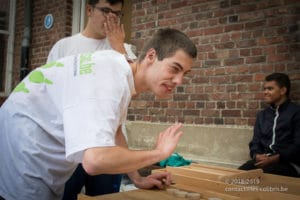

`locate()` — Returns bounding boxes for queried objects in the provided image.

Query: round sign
[44,14,54,29]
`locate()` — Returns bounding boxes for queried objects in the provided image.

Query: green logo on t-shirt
[13,70,53,93]
[41,61,64,69]
[29,71,53,84]
[79,53,95,75]
[13,82,29,93]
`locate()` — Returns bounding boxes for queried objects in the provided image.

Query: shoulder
[286,101,300,114]
[92,50,131,76]
[53,34,81,46]
[93,50,125,61]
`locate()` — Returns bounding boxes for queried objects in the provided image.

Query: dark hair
[87,0,124,7]
[265,72,291,97]
[138,28,197,62]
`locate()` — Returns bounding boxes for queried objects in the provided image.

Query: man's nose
[173,73,184,85]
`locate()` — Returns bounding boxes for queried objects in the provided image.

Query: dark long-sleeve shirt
[249,100,300,166]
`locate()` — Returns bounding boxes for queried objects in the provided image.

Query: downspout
[20,0,32,80]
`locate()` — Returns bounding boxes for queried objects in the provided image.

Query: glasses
[94,7,123,18]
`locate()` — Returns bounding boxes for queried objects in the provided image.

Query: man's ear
[86,5,93,17]
[145,48,157,64]
[280,86,287,96]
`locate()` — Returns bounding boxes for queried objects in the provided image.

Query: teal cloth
[159,153,191,167]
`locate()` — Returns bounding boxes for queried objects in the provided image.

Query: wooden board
[78,164,300,200]
[78,189,196,200]
[154,164,300,199]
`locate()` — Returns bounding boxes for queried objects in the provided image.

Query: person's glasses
[94,7,123,18]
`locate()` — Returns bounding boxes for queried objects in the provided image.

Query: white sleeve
[124,43,137,60]
[64,99,121,163]
[63,54,128,163]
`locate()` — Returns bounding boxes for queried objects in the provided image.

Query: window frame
[0,0,16,96]
[72,0,86,35]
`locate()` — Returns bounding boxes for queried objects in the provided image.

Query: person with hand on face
[239,73,300,178]
[47,0,136,64]
[47,0,136,198]
[0,28,197,200]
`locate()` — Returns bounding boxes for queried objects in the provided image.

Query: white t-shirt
[0,50,135,200]
[47,33,136,142]
[47,33,137,63]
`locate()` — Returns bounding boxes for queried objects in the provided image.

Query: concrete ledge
[125,121,253,168]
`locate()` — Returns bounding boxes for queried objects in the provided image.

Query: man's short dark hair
[138,28,197,62]
[87,0,124,7]
[265,72,291,97]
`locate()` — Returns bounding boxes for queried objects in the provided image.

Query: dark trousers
[239,159,300,178]
[63,164,122,200]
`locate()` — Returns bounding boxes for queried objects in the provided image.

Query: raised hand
[103,14,126,54]
[155,123,184,161]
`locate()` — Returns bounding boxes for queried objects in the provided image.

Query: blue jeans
[63,164,122,200]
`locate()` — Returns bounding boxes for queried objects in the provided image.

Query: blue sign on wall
[44,14,54,29]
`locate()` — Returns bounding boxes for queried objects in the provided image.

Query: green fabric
[159,152,191,167]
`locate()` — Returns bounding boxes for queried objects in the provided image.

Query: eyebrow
[264,86,274,90]
[173,62,191,74]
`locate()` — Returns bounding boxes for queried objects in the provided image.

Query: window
[72,0,86,35]
[0,0,15,96]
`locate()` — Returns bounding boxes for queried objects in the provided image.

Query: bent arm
[82,146,161,175]
[249,113,264,159]
[82,123,183,176]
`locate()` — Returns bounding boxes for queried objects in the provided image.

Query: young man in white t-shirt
[0,28,197,200]
[47,0,136,198]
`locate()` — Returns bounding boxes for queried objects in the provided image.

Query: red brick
[222,110,241,117]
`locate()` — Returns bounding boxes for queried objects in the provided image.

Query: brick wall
[128,0,300,126]
[2,0,300,127]
[12,0,72,88]
[0,0,72,104]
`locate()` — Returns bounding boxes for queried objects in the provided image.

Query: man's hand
[255,153,268,162]
[132,172,172,190]
[155,123,183,161]
[255,154,280,168]
[103,14,126,54]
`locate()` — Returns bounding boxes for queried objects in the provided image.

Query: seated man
[239,73,300,178]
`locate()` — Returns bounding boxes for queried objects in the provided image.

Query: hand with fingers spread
[155,123,184,161]
[104,14,126,54]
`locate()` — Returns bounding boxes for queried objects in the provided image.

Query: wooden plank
[153,166,237,181]
[155,165,300,197]
[78,189,197,200]
[166,166,223,180]
[190,163,242,173]
[218,169,263,183]
[259,173,300,196]
[170,172,300,200]
[172,184,248,200]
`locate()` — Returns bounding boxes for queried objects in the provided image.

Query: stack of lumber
[78,163,300,200]
[152,163,300,200]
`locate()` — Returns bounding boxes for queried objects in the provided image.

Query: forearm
[82,146,161,175]
[127,170,142,185]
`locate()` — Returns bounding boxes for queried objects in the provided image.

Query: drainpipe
[20,0,32,80]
